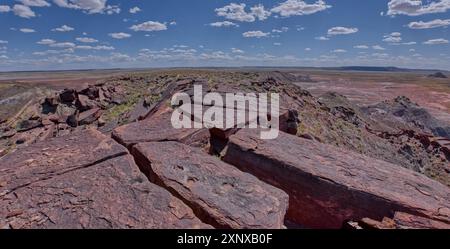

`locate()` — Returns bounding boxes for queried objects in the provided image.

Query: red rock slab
[132,141,289,229]
[393,212,450,229]
[0,130,209,229]
[0,128,128,193]
[0,154,209,229]
[112,111,209,149]
[223,129,450,228]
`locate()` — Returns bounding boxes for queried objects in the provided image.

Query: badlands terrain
[0,68,449,229]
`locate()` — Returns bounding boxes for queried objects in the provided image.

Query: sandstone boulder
[132,141,289,229]
[223,129,450,228]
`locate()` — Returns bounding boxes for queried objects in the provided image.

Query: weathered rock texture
[0,129,209,229]
[132,141,289,229]
[112,111,210,149]
[223,129,450,228]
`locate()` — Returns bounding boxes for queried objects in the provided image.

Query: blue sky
[0,0,449,71]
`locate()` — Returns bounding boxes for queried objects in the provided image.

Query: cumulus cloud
[215,3,270,22]
[383,32,402,43]
[250,4,271,21]
[408,19,450,29]
[231,48,244,53]
[50,42,76,48]
[52,25,74,32]
[130,21,167,32]
[13,4,36,18]
[109,32,131,39]
[0,5,11,12]
[354,45,369,49]
[20,28,36,33]
[76,37,98,43]
[129,6,141,14]
[272,27,289,33]
[372,45,386,50]
[332,49,347,53]
[76,45,114,50]
[242,30,270,38]
[423,38,449,45]
[315,36,330,41]
[53,0,120,14]
[209,21,239,27]
[37,39,56,44]
[19,0,51,7]
[387,0,450,16]
[271,0,331,17]
[327,26,358,35]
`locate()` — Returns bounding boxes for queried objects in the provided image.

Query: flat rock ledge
[0,129,210,229]
[132,141,289,229]
[223,129,450,228]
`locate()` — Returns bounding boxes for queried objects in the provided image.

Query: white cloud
[354,45,369,49]
[372,53,389,57]
[231,48,244,53]
[272,27,289,33]
[271,0,331,17]
[408,19,450,29]
[52,25,74,32]
[53,0,120,15]
[402,41,417,45]
[209,21,239,27]
[387,0,450,16]
[18,0,51,7]
[372,45,386,50]
[76,37,98,43]
[383,32,402,43]
[250,4,271,21]
[76,45,114,50]
[273,42,282,46]
[0,40,8,44]
[0,55,9,59]
[242,30,270,38]
[130,21,167,32]
[37,39,56,44]
[423,38,449,45]
[13,4,36,18]
[50,42,76,48]
[215,3,270,22]
[315,36,329,41]
[20,28,36,33]
[0,5,11,12]
[332,49,347,53]
[169,21,177,26]
[327,26,358,35]
[129,6,141,14]
[305,48,311,51]
[109,32,131,39]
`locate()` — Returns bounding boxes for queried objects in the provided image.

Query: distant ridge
[328,66,448,73]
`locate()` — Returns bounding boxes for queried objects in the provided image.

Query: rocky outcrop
[428,72,447,79]
[0,129,209,229]
[112,111,210,149]
[132,141,289,229]
[223,129,450,228]
[362,96,450,138]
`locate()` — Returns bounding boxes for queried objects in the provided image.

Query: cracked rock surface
[0,129,210,229]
